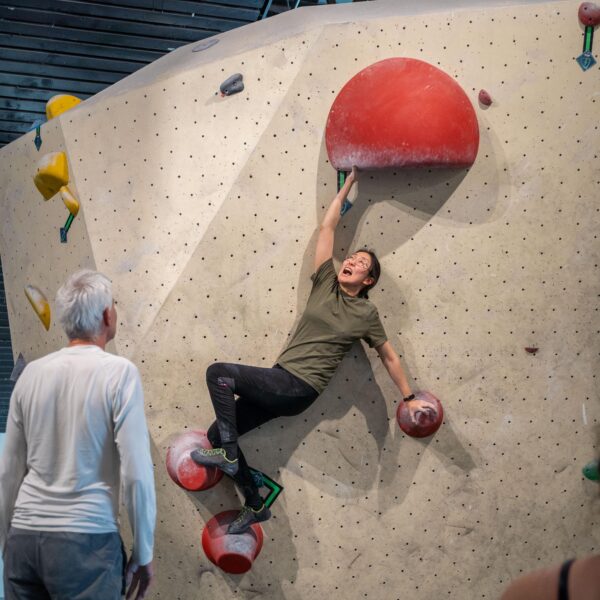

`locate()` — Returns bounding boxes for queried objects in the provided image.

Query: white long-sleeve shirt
[0,345,156,565]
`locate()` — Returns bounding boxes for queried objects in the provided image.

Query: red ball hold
[478,89,492,107]
[166,430,223,491]
[396,391,444,438]
[202,510,264,574]
[579,2,600,26]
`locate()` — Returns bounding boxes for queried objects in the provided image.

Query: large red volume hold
[325,58,479,171]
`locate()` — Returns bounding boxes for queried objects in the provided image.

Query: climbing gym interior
[0,0,599,598]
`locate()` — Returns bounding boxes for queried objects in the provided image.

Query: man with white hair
[0,270,156,600]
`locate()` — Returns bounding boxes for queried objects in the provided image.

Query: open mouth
[342,267,353,276]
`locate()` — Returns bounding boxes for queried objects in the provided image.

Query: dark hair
[356,248,380,299]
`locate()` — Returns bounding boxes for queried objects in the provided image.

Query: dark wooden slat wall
[0,0,339,148]
[0,257,15,433]
[0,0,266,148]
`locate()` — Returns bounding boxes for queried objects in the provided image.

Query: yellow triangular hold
[60,186,80,217]
[33,152,69,200]
[46,94,82,120]
[24,285,51,331]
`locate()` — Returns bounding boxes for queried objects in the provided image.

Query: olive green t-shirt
[276,258,387,393]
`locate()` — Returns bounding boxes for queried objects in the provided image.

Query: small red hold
[478,89,492,107]
[396,391,443,438]
[525,347,539,354]
[579,2,600,26]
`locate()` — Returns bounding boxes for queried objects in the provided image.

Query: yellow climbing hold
[24,285,51,331]
[60,186,80,217]
[46,94,81,120]
[34,152,69,200]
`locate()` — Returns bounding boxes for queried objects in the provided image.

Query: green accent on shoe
[190,447,239,476]
[200,447,236,461]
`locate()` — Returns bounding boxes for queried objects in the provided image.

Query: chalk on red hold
[220,73,244,96]
[478,89,493,107]
[396,391,444,438]
[579,2,600,26]
[166,430,223,491]
[202,510,264,574]
[325,58,479,171]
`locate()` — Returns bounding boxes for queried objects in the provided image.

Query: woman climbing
[192,167,435,534]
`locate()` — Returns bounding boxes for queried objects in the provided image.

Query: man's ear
[102,307,111,327]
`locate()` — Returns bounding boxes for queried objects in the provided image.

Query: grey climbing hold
[28,118,44,132]
[10,353,27,382]
[220,73,244,97]
[193,38,219,52]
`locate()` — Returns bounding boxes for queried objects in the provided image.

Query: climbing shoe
[190,447,239,477]
[227,503,271,535]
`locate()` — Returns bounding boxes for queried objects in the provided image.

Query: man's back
[11,345,143,534]
[0,269,155,600]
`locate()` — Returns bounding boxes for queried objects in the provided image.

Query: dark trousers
[205,362,318,508]
[3,528,125,600]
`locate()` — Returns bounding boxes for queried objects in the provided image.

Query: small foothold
[24,285,51,331]
[582,460,599,481]
[10,353,27,382]
[193,38,219,52]
[478,89,492,106]
[525,347,539,354]
[579,2,600,26]
[28,118,44,132]
[220,73,244,97]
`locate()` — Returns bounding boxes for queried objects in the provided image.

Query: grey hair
[55,270,113,340]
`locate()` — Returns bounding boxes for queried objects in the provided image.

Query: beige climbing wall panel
[0,120,95,361]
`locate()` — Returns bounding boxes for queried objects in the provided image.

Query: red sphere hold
[579,2,600,26]
[202,510,264,574]
[396,391,444,438]
[325,57,479,171]
[166,430,223,491]
[478,89,493,107]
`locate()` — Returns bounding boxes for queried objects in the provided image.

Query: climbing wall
[0,0,599,598]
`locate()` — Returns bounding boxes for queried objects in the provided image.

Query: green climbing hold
[582,460,599,481]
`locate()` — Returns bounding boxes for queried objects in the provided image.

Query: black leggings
[205,362,318,508]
